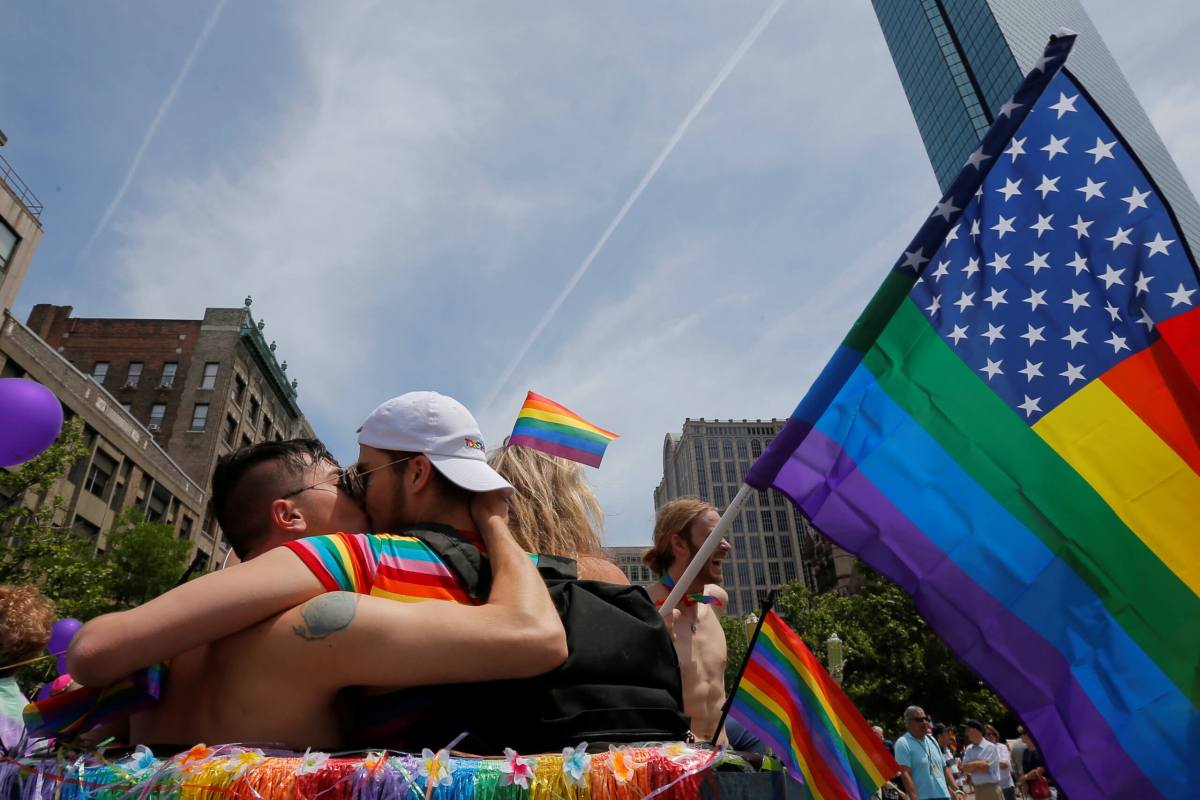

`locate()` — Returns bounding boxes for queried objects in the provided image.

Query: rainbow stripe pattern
[509,391,618,467]
[23,664,164,739]
[729,611,898,797]
[746,35,1198,800]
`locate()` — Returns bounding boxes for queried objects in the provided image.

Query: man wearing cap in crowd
[960,719,1003,800]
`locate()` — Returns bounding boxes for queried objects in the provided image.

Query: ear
[408,454,436,494]
[269,498,307,535]
[669,531,690,558]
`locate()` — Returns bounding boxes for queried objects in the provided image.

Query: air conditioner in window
[148,423,162,432]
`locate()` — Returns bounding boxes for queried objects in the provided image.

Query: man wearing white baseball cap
[354,391,512,534]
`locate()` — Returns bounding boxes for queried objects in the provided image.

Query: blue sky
[2,2,1197,546]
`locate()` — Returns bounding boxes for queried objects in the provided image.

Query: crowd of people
[872,710,1053,800]
[0,388,1053,799]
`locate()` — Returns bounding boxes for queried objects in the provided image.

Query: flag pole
[711,589,776,746]
[658,482,753,617]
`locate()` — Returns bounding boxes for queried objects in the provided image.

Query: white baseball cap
[357,391,513,494]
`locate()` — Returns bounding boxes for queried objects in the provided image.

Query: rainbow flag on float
[509,391,618,467]
[745,34,1198,800]
[729,610,898,798]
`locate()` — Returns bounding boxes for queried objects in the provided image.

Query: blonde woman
[488,443,627,583]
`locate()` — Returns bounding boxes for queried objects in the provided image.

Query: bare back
[131,612,341,749]
[648,583,728,741]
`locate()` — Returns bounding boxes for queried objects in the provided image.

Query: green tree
[720,614,750,690]
[0,417,113,621]
[103,507,192,610]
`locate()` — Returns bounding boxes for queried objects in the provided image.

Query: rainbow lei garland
[0,742,757,800]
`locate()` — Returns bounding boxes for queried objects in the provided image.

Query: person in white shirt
[961,719,1002,800]
[984,724,1016,800]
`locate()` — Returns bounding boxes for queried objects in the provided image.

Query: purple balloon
[0,378,63,467]
[48,617,82,662]
[36,681,54,701]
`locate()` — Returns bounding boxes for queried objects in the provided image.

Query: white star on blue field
[2,1,1197,545]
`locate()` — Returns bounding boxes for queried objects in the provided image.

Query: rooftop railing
[0,152,43,219]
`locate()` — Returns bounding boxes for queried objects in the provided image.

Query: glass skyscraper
[871,0,1200,257]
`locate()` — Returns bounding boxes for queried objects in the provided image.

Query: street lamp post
[826,632,845,685]
[743,612,759,643]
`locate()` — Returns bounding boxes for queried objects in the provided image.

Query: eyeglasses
[281,455,414,503]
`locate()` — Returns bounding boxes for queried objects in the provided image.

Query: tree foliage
[1,419,194,691]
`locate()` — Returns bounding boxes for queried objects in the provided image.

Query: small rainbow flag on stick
[727,610,898,798]
[509,391,618,468]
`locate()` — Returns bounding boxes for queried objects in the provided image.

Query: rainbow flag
[729,610,899,797]
[509,391,618,467]
[23,663,164,739]
[745,34,1198,800]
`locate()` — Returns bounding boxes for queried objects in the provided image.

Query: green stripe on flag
[864,299,1200,703]
[512,416,613,446]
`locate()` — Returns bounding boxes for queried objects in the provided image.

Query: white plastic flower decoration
[223,749,266,778]
[561,742,590,786]
[420,748,454,788]
[295,749,330,776]
[499,747,533,789]
[122,745,158,776]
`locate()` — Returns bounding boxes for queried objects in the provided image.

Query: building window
[241,434,252,450]
[707,439,718,459]
[734,535,747,558]
[725,462,738,483]
[179,515,193,541]
[713,485,726,507]
[750,538,763,559]
[769,561,781,584]
[232,374,247,405]
[91,362,109,383]
[737,440,748,459]
[722,439,733,459]
[751,439,762,457]
[249,396,261,423]
[124,362,143,388]
[149,403,166,429]
[190,403,209,431]
[722,562,734,585]
[732,515,745,533]
[776,509,789,530]
[781,536,794,558]
[709,462,720,482]
[262,417,272,440]
[741,590,754,611]
[200,362,219,389]
[746,513,759,533]
[761,510,774,532]
[737,562,750,584]
[119,402,132,413]
[765,536,778,559]
[753,563,766,585]
[160,362,178,388]
[0,219,18,272]
[784,562,798,583]
[83,451,116,498]
[222,415,237,445]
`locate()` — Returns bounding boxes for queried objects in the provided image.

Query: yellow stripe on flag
[738,681,823,794]
[517,407,618,438]
[1034,379,1200,596]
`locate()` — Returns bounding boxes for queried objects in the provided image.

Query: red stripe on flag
[1102,309,1200,475]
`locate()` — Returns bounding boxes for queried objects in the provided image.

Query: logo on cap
[464,437,485,452]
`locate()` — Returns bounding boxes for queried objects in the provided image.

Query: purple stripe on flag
[728,705,807,787]
[508,434,603,467]
[772,425,1160,800]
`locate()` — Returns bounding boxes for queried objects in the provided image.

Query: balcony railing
[0,152,43,219]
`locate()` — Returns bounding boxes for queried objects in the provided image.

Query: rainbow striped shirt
[283,532,480,605]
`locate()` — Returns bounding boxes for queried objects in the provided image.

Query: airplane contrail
[77,0,228,261]
[480,0,787,413]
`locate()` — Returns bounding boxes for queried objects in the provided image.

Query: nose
[719,537,732,552]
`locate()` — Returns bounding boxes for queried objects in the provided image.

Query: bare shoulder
[578,556,631,585]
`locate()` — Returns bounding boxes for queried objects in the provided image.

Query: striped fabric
[283,532,480,604]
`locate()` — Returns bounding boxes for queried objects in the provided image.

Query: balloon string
[0,652,57,671]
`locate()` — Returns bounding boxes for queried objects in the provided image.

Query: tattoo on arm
[292,592,360,641]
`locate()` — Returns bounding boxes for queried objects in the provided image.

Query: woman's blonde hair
[0,584,56,677]
[643,497,716,576]
[488,443,605,560]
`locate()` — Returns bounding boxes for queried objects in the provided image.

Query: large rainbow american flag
[745,34,1198,799]
[509,391,618,467]
[728,610,898,798]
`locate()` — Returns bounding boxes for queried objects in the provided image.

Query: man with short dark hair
[210,439,369,560]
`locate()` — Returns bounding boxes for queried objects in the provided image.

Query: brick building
[23,301,315,563]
